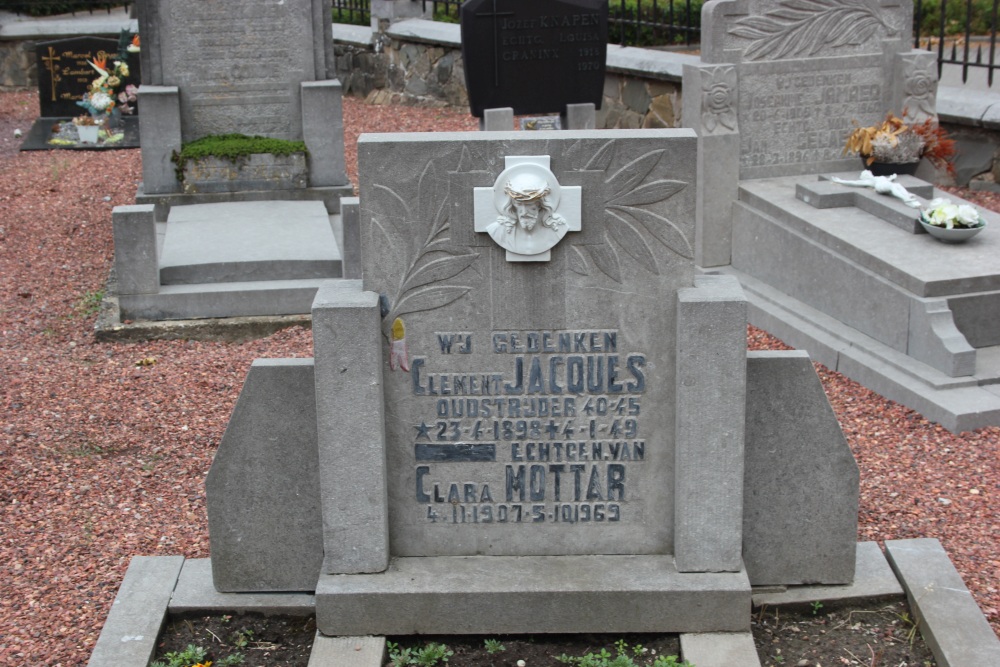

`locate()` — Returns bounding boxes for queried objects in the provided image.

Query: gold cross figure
[40,47,62,102]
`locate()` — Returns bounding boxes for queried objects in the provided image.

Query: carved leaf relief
[574,146,691,283]
[568,246,590,275]
[605,210,660,275]
[373,157,479,339]
[728,0,893,61]
[589,242,623,283]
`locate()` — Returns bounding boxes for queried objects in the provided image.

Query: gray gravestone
[683,0,938,267]
[691,0,933,180]
[138,0,330,141]
[201,130,859,637]
[135,0,348,194]
[355,131,700,559]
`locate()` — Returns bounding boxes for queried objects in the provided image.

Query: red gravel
[0,90,996,665]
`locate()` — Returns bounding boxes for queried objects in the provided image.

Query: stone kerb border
[87,540,1000,667]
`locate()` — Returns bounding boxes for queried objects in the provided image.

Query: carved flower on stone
[902,57,937,121]
[701,67,737,133]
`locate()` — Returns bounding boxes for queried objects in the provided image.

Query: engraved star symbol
[415,421,432,440]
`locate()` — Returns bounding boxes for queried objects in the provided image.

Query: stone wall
[333,30,683,129]
[0,38,36,89]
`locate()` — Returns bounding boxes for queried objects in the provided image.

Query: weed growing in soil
[74,289,104,317]
[151,642,244,667]
[388,641,455,667]
[485,639,506,655]
[555,640,691,667]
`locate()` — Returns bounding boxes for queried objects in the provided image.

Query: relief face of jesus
[487,172,566,256]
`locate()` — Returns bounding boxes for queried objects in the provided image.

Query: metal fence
[333,0,370,26]
[417,0,699,47]
[914,0,1000,86]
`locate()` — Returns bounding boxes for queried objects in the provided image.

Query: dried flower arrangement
[844,112,956,175]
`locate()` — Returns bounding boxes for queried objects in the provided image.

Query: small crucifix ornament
[474,156,582,262]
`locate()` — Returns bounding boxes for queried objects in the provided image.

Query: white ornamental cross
[474,156,582,262]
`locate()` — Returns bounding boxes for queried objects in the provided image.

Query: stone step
[118,278,333,321]
[315,555,751,636]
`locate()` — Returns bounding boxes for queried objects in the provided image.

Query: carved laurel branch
[564,139,690,284]
[370,159,479,340]
[728,0,893,61]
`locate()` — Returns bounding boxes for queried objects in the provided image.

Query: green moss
[171,133,308,183]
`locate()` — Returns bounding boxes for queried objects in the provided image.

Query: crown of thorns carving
[504,181,550,202]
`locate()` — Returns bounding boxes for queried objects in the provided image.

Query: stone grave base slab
[726,174,1000,432]
[115,200,347,322]
[158,201,340,285]
[315,555,751,636]
[19,116,141,151]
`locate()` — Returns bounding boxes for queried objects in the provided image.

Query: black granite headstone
[36,36,141,118]
[461,0,607,117]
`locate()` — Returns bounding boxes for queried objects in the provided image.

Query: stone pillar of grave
[682,64,739,268]
[312,281,390,575]
[479,107,514,131]
[112,204,159,295]
[136,86,181,195]
[302,80,350,187]
[674,274,747,572]
[562,103,597,130]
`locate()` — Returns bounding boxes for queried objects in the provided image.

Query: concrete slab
[159,201,341,285]
[169,558,315,616]
[118,278,329,321]
[308,635,385,667]
[752,542,903,607]
[885,538,1000,667]
[87,556,184,667]
[680,632,761,667]
[315,555,751,636]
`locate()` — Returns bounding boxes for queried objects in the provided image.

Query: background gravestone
[134,0,349,194]
[461,0,608,117]
[690,0,931,180]
[36,36,141,119]
[137,0,335,142]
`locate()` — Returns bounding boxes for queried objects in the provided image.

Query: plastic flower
[88,91,114,111]
[921,198,984,229]
[957,204,981,226]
